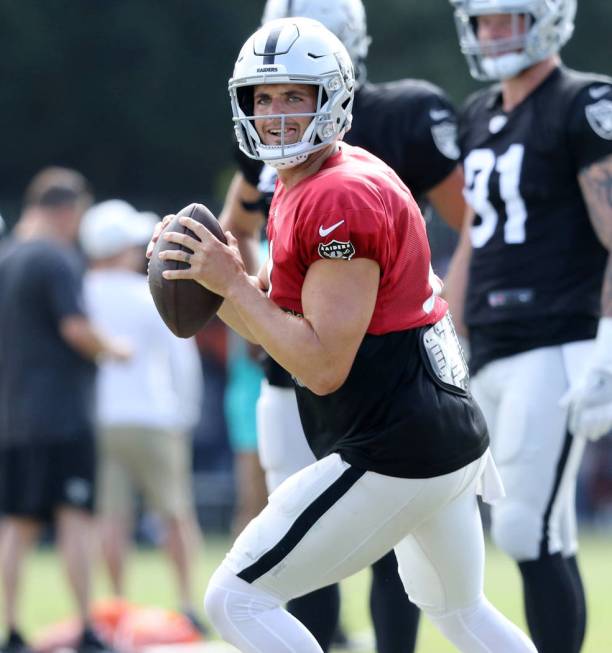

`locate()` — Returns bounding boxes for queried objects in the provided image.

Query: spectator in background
[79,200,206,632]
[0,168,129,653]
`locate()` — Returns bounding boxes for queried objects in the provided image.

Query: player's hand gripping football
[159,215,247,298]
[560,317,612,441]
[146,214,174,259]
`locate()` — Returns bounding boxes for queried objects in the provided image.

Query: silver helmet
[261,0,370,85]
[450,0,576,81]
[229,17,355,169]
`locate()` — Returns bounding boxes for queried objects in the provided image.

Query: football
[148,203,227,338]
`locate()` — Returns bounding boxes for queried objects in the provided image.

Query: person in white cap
[80,199,206,632]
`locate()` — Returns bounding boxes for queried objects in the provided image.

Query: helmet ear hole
[237,87,254,116]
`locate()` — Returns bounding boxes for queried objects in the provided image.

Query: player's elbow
[305,367,349,396]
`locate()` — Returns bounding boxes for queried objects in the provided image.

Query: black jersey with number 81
[459,67,612,371]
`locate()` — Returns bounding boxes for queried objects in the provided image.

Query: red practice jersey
[266,143,447,333]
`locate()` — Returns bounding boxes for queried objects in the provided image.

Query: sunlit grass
[6,531,611,652]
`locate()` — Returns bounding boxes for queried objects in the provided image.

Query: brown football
[148,203,227,338]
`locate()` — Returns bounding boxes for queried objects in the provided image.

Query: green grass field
[7,531,612,652]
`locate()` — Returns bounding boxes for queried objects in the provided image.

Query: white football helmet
[261,0,371,85]
[229,17,355,169]
[450,0,576,81]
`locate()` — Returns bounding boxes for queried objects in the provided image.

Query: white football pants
[471,342,590,562]
[205,451,536,652]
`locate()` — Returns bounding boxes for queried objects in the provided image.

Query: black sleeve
[567,80,612,172]
[399,87,460,197]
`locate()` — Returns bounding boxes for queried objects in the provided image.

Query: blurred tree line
[0,0,610,227]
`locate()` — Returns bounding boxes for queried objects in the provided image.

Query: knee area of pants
[491,504,541,561]
[203,578,226,629]
[204,565,281,629]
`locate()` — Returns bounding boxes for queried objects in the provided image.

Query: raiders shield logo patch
[431,121,460,160]
[318,240,355,260]
[585,99,612,140]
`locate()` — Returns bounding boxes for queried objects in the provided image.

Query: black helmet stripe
[263,25,284,64]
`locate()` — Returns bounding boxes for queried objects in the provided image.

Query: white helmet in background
[229,17,355,169]
[261,0,371,85]
[450,0,576,81]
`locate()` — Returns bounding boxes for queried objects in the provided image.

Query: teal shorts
[224,348,264,453]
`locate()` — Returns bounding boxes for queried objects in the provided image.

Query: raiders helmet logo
[318,240,355,260]
[585,99,612,140]
[431,121,460,160]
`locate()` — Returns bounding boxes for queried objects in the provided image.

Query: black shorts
[0,436,96,521]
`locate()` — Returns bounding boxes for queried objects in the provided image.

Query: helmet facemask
[450,0,576,81]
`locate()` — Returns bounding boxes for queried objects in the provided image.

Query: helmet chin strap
[481,52,532,80]
[256,143,311,169]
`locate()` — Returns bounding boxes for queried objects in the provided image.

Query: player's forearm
[231,233,261,275]
[426,166,466,231]
[442,220,472,336]
[579,154,612,317]
[219,172,265,275]
[225,275,344,395]
[59,315,126,362]
[217,295,259,343]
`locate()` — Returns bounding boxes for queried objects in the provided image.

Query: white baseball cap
[80,199,158,260]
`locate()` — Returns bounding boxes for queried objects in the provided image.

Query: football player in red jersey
[445,1,612,652]
[155,17,536,653]
[222,3,466,649]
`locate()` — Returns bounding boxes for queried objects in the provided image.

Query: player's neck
[500,56,560,113]
[277,143,338,190]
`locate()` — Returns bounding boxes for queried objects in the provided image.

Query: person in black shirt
[218,2,467,651]
[445,2,612,652]
[0,168,129,653]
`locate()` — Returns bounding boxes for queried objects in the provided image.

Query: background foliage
[0,1,610,224]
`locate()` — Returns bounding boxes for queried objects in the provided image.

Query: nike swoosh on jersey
[319,220,345,237]
[429,109,450,121]
[589,85,610,100]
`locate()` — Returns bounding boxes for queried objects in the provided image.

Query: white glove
[560,317,612,441]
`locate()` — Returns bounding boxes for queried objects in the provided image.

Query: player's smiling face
[476,13,528,56]
[253,84,318,146]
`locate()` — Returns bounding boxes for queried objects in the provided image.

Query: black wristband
[240,198,264,213]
